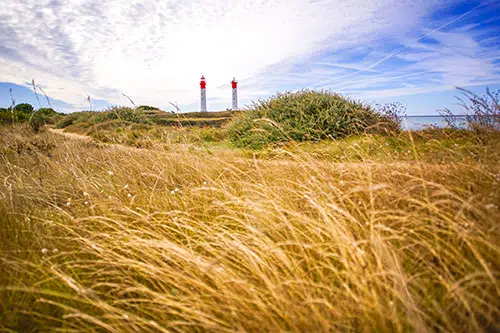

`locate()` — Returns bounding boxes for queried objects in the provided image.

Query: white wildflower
[52,248,59,254]
[174,188,179,192]
[41,248,48,254]
[203,181,207,185]
[127,193,132,198]
[84,201,89,205]
[107,170,114,176]
[170,190,175,195]
[124,184,129,189]
[83,192,89,197]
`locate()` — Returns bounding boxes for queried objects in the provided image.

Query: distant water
[402,115,469,130]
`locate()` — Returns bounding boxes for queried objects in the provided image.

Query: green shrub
[228,90,399,149]
[0,105,56,127]
[56,115,75,128]
[56,112,93,128]
[28,112,44,132]
[0,106,36,131]
[137,105,160,111]
[56,108,152,133]
[13,103,34,114]
[37,108,57,116]
[153,118,228,127]
[0,108,14,124]
[94,107,152,124]
[12,103,34,122]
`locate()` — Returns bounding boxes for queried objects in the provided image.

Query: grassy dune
[1,125,499,332]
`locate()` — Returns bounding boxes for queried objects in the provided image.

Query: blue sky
[1,0,499,115]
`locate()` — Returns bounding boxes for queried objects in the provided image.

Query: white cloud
[248,17,500,103]
[0,0,456,111]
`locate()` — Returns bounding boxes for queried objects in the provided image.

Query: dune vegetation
[1,90,499,332]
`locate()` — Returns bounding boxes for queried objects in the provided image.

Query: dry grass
[1,125,499,332]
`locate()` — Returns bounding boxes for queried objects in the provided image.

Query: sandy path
[48,128,93,142]
[47,128,434,170]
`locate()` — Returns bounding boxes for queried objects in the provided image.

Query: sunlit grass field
[1,124,499,332]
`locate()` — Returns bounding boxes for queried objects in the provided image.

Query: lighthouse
[200,75,207,112]
[231,77,238,110]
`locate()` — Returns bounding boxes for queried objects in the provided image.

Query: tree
[13,103,34,114]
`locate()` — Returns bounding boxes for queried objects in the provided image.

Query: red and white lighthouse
[231,77,238,110]
[200,75,207,112]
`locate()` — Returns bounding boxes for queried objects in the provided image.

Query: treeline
[0,103,63,131]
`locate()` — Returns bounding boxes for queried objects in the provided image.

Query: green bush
[13,103,35,122]
[28,112,44,132]
[55,115,75,128]
[37,108,57,116]
[94,107,152,124]
[0,104,59,128]
[137,105,160,111]
[0,104,34,124]
[55,112,93,128]
[56,108,152,131]
[0,108,14,124]
[13,103,34,114]
[228,90,399,149]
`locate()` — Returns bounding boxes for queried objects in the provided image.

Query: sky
[0,0,499,115]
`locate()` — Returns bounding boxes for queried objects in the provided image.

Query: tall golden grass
[1,126,499,332]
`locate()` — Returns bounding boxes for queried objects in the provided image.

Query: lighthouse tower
[200,75,207,112]
[231,77,238,110]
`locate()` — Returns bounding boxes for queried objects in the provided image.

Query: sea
[402,115,469,131]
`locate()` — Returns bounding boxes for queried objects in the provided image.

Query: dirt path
[47,128,436,170]
[48,128,93,142]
